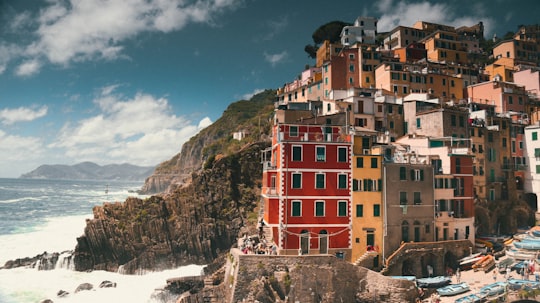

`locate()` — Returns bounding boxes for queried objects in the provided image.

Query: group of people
[239,234,277,255]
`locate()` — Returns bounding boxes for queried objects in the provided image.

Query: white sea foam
[0,265,205,303]
[0,214,90,265]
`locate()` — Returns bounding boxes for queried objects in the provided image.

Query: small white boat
[417,276,452,288]
[437,282,470,296]
[478,282,507,297]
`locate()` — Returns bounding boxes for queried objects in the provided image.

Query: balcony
[262,161,277,171]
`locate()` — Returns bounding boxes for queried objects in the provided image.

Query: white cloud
[263,51,288,67]
[198,117,213,129]
[15,59,42,77]
[241,88,265,100]
[0,105,48,125]
[374,0,493,34]
[0,130,45,177]
[7,0,242,75]
[49,90,204,167]
[259,16,288,41]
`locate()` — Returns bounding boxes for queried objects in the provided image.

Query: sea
[0,178,205,303]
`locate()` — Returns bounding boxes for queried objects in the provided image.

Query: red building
[261,115,352,256]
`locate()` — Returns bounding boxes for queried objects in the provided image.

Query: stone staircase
[354,250,381,270]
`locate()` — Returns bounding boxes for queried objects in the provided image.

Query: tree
[304,20,351,58]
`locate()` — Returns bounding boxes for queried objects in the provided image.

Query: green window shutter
[356,204,363,217]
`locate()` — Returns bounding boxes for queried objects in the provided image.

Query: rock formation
[173,250,419,303]
[73,142,268,274]
[140,89,275,195]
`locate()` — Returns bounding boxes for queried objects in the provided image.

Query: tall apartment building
[261,111,352,257]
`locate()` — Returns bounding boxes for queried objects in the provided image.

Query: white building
[523,123,540,211]
[340,17,378,46]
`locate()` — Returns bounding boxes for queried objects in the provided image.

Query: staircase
[354,250,380,270]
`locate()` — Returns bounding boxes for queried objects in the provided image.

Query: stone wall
[221,249,418,303]
[382,240,473,277]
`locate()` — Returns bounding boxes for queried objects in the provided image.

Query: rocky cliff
[140,89,275,194]
[73,142,268,274]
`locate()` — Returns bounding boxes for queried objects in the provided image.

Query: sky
[0,0,537,178]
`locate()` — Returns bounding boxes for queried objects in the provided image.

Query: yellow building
[351,134,384,266]
[422,30,469,65]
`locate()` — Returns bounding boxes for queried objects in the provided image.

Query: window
[289,126,298,137]
[338,174,347,189]
[292,201,301,216]
[338,201,347,217]
[459,116,464,127]
[537,165,540,174]
[292,146,302,161]
[488,133,493,142]
[414,192,421,205]
[352,179,361,191]
[356,157,364,168]
[502,138,507,147]
[400,192,408,205]
[400,167,407,180]
[533,132,538,141]
[349,64,354,72]
[316,146,326,162]
[315,173,325,189]
[456,157,462,173]
[292,173,302,189]
[451,115,456,126]
[535,148,540,160]
[338,147,347,162]
[315,201,325,216]
[416,118,421,128]
[373,204,381,217]
[411,169,424,181]
[356,204,364,217]
[371,157,378,168]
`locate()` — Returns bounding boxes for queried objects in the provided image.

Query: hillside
[20,161,155,181]
[140,89,276,194]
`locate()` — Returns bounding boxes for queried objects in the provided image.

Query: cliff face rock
[140,90,275,195]
[73,142,268,274]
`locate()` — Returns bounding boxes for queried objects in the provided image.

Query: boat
[472,255,495,272]
[505,247,538,260]
[514,240,540,250]
[454,293,484,303]
[497,257,514,273]
[390,276,416,282]
[478,282,507,297]
[437,282,470,296]
[459,256,484,271]
[507,278,540,291]
[417,276,452,288]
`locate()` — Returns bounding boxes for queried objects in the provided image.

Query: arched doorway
[319,230,328,254]
[300,230,309,255]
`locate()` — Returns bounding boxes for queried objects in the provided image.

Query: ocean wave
[0,196,47,204]
[0,264,206,303]
[0,214,91,265]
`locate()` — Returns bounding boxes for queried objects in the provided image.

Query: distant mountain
[20,162,155,181]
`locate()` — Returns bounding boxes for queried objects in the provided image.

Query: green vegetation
[304,20,351,58]
[154,89,275,174]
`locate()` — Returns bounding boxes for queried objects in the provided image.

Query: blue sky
[0,0,537,178]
